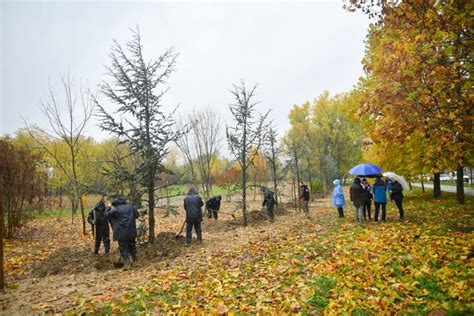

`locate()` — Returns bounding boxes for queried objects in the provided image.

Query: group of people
[331,175,405,222]
[87,197,139,269]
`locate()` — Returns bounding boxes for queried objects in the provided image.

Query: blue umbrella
[348,163,383,177]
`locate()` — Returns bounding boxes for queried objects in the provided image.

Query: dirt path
[0,198,333,314]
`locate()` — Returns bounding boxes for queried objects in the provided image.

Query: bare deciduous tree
[25,74,94,234]
[263,126,280,206]
[176,107,222,198]
[193,108,221,198]
[175,116,197,182]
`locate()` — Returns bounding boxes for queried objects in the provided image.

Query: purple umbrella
[348,163,383,177]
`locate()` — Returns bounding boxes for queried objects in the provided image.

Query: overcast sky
[1,0,370,145]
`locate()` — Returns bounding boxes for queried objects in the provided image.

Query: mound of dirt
[32,232,192,277]
[32,246,112,277]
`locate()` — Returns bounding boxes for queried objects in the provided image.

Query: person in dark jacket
[299,182,310,216]
[262,187,276,222]
[350,177,366,222]
[206,195,222,220]
[87,200,111,255]
[372,176,387,222]
[390,180,404,219]
[184,188,204,243]
[105,197,139,268]
[361,178,373,220]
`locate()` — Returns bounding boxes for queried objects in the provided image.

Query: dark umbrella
[348,163,383,178]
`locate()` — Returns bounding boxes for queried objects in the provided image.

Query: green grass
[159,183,243,198]
[308,276,338,310]
[32,209,75,219]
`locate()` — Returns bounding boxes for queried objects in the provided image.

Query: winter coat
[184,188,204,223]
[350,180,366,207]
[391,182,404,200]
[206,196,221,211]
[262,190,276,208]
[331,179,346,208]
[362,183,373,202]
[105,197,139,241]
[87,203,110,235]
[372,178,387,203]
[299,185,310,201]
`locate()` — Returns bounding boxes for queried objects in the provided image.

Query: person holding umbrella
[361,178,373,220]
[372,175,387,222]
[383,172,409,220]
[350,177,366,222]
[391,180,404,220]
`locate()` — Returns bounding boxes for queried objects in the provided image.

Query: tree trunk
[433,172,441,198]
[148,182,155,243]
[272,161,278,207]
[306,158,313,202]
[79,195,86,235]
[295,153,300,211]
[0,176,4,289]
[242,168,247,226]
[456,165,465,204]
[420,176,425,193]
[292,177,297,211]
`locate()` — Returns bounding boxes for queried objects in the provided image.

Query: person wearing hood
[206,195,222,220]
[184,188,204,243]
[331,179,346,218]
[299,182,310,216]
[105,197,139,268]
[261,186,276,222]
[361,178,373,220]
[372,176,387,222]
[87,200,111,255]
[350,177,366,222]
[390,180,405,220]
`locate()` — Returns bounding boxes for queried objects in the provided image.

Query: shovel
[175,220,186,238]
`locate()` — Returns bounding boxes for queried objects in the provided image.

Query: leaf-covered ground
[1,189,473,314]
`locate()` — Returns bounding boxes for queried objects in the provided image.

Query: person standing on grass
[105,197,139,269]
[331,179,346,218]
[299,182,310,216]
[372,176,387,222]
[361,178,373,220]
[350,177,366,222]
[184,188,204,243]
[261,187,276,222]
[387,179,394,202]
[206,195,222,220]
[87,200,111,255]
[390,180,405,220]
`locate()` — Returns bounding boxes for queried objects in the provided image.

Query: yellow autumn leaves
[97,191,473,314]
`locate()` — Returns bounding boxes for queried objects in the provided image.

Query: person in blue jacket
[387,179,393,202]
[332,179,346,218]
[372,176,388,222]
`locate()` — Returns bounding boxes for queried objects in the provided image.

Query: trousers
[374,202,386,222]
[186,221,202,243]
[118,239,137,262]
